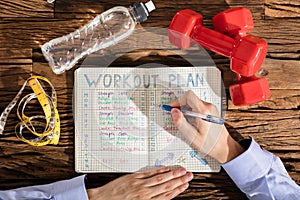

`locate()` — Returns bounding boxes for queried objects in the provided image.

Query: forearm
[222,137,300,199]
[0,175,89,200]
[169,90,300,199]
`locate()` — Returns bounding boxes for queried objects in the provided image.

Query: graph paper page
[75,66,222,172]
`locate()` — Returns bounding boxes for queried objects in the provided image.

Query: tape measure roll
[0,75,60,146]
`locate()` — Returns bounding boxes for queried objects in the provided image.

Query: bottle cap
[145,1,155,13]
[131,1,156,23]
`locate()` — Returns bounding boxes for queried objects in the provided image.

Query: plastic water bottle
[41,1,155,74]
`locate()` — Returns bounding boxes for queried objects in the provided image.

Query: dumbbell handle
[187,18,267,77]
[235,73,259,82]
[192,25,235,58]
[169,9,267,77]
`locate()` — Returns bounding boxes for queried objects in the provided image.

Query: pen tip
[160,104,173,112]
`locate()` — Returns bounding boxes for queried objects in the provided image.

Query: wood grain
[0,0,53,18]
[265,0,300,18]
[0,0,299,199]
[228,89,300,110]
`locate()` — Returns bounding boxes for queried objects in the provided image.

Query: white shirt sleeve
[222,137,300,200]
[0,175,89,200]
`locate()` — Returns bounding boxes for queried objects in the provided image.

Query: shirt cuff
[221,137,274,187]
[50,175,89,200]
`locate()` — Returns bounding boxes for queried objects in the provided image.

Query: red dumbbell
[169,9,267,77]
[212,7,254,38]
[229,74,270,106]
[168,8,270,106]
[212,8,271,105]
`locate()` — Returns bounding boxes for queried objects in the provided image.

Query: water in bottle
[41,1,155,74]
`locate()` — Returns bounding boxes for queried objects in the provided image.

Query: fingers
[145,167,187,187]
[152,182,189,200]
[135,166,171,179]
[170,90,215,115]
[130,167,193,200]
[150,171,193,199]
[170,90,201,111]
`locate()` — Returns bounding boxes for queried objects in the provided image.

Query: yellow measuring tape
[0,75,60,146]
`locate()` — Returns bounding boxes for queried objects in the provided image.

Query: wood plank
[32,61,76,89]
[0,144,75,180]
[220,58,300,90]
[0,104,75,180]
[0,65,32,88]
[55,0,105,19]
[0,0,54,18]
[54,0,264,20]
[0,19,298,60]
[263,59,300,89]
[250,19,300,59]
[266,47,300,60]
[54,0,232,14]
[0,59,32,64]
[225,1,265,20]
[0,48,32,64]
[0,19,90,48]
[0,49,32,59]
[228,89,300,110]
[287,172,300,183]
[132,3,264,28]
[265,0,300,18]
[226,109,300,151]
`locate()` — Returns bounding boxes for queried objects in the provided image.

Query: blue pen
[160,104,225,125]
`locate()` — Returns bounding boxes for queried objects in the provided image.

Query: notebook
[74,66,224,172]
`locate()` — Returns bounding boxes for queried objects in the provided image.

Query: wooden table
[0,0,299,199]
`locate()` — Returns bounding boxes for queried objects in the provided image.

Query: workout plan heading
[84,72,205,89]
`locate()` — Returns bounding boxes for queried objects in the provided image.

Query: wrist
[87,187,106,200]
[87,188,96,200]
[208,126,244,164]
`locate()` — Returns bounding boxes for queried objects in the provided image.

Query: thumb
[170,108,183,127]
[171,108,198,139]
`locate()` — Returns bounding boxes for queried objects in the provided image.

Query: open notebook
[74,66,224,173]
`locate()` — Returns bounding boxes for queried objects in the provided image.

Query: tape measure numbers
[0,76,60,146]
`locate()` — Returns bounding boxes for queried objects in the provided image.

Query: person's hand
[170,90,244,164]
[87,166,193,200]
